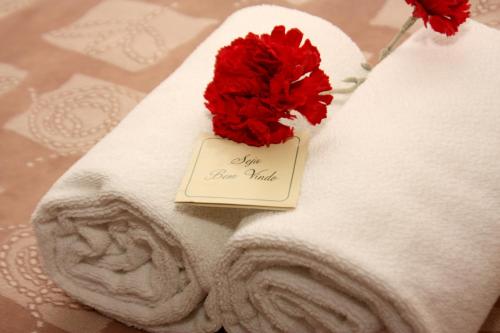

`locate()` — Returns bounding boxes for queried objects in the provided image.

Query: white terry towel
[215,20,500,333]
[31,5,366,333]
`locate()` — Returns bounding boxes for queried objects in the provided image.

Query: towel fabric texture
[31,5,365,333]
[215,20,500,333]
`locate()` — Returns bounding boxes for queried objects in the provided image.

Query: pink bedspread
[0,0,498,332]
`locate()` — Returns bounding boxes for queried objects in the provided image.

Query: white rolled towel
[31,5,366,333]
[215,20,500,333]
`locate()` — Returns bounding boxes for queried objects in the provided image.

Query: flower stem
[330,16,417,96]
[336,77,366,94]
[379,16,417,62]
[323,76,367,95]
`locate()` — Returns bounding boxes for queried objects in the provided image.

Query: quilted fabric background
[0,0,498,332]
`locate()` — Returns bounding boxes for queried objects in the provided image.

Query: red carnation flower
[204,26,333,147]
[406,0,470,36]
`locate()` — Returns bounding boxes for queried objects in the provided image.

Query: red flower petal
[290,69,332,125]
[406,0,470,35]
[204,26,333,147]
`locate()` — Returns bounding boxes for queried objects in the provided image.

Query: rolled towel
[31,5,366,333]
[215,20,500,333]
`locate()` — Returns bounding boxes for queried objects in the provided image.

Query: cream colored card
[175,133,309,210]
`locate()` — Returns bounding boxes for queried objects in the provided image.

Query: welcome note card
[175,133,309,210]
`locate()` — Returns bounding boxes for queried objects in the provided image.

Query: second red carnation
[406,0,470,36]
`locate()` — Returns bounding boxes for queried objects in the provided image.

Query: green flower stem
[330,16,418,96]
[361,62,372,71]
[379,15,417,62]
[332,77,366,94]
